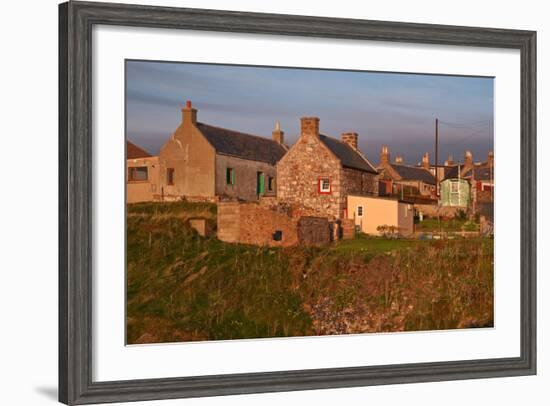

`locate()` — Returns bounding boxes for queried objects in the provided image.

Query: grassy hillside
[127,202,494,344]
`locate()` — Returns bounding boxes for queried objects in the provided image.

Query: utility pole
[435,118,439,198]
[435,118,440,235]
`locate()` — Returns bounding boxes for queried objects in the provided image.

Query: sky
[126,60,494,166]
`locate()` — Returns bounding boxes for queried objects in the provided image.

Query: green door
[257,172,265,195]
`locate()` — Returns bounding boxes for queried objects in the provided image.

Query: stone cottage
[377,146,436,200]
[276,117,378,219]
[158,101,287,201]
[126,141,160,203]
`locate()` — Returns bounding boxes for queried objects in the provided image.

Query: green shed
[439,178,470,207]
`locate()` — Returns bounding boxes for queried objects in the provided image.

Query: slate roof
[444,165,460,179]
[197,122,287,165]
[444,165,493,181]
[126,141,152,159]
[319,134,378,174]
[389,164,436,184]
[466,167,493,181]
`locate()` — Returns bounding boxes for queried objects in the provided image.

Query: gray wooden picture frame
[58,1,537,404]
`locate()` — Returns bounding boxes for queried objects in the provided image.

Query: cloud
[125,61,494,163]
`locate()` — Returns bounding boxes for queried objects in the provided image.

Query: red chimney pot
[186,100,192,109]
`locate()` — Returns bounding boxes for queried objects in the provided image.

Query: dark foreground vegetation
[127,202,494,344]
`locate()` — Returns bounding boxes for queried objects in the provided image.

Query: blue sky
[126,60,494,165]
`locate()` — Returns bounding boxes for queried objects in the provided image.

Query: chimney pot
[422,152,430,170]
[272,121,284,145]
[182,100,197,125]
[464,150,473,167]
[444,154,455,166]
[380,145,390,166]
[341,132,359,150]
[300,117,320,139]
[487,151,494,166]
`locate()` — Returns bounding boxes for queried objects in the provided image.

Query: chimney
[300,117,320,139]
[487,151,494,167]
[182,100,197,126]
[394,155,403,164]
[422,152,430,170]
[272,121,284,145]
[380,145,390,166]
[464,150,473,168]
[341,132,359,150]
[444,154,454,166]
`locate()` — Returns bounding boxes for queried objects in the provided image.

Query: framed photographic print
[59,1,536,404]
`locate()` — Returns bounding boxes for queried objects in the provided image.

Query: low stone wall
[154,194,219,203]
[297,217,330,246]
[218,201,330,247]
[239,203,299,247]
[217,202,241,243]
[341,219,356,240]
[188,218,213,237]
[414,203,465,219]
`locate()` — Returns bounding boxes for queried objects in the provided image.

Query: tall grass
[127,202,493,344]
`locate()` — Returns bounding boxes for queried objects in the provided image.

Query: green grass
[332,234,420,255]
[127,202,494,343]
[416,218,479,232]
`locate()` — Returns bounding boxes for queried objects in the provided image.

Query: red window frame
[318,177,332,194]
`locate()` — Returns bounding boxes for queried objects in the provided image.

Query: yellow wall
[126,156,160,203]
[158,122,216,200]
[347,195,414,236]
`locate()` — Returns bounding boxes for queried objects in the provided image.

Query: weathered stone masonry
[217,198,331,247]
[277,117,378,220]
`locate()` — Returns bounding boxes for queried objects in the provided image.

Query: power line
[438,120,492,130]
[440,126,492,148]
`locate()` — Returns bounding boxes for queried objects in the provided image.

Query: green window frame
[257,172,265,195]
[226,168,235,185]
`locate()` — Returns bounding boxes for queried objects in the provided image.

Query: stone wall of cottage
[341,167,379,197]
[277,117,344,219]
[215,154,277,201]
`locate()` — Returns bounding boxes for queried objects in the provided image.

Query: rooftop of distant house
[126,140,152,159]
[389,163,436,184]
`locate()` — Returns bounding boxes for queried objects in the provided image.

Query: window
[357,205,364,217]
[318,177,331,194]
[450,180,459,193]
[268,177,275,191]
[128,166,148,182]
[167,168,175,185]
[257,172,265,195]
[226,168,235,185]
